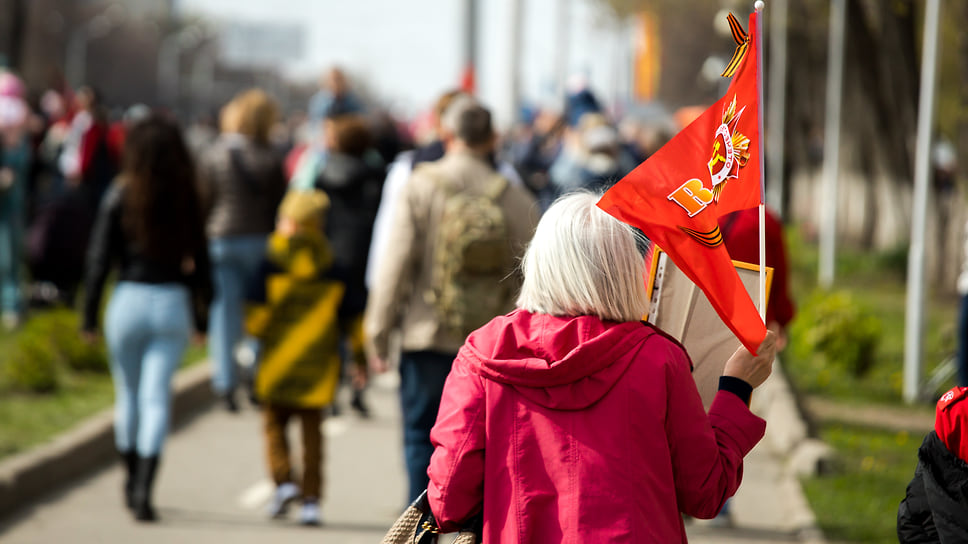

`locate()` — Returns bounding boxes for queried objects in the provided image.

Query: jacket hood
[460,309,654,410]
[266,231,332,279]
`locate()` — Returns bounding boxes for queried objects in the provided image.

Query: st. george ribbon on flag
[597,10,767,354]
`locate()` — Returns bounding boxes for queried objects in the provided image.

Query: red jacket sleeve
[719,208,795,327]
[764,211,795,327]
[427,353,486,532]
[79,122,110,180]
[663,350,767,518]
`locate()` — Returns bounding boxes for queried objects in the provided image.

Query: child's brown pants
[263,403,323,500]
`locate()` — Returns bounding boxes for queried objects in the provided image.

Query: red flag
[598,12,766,353]
[460,64,476,94]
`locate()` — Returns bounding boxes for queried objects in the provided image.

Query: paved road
[0,373,812,543]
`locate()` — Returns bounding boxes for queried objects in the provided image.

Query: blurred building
[175,0,645,128]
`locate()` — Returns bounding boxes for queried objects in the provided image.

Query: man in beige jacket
[364,99,539,503]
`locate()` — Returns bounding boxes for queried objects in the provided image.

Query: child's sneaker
[299,501,321,526]
[266,482,300,518]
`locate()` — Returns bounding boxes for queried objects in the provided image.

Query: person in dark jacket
[197,89,287,411]
[81,116,212,522]
[898,386,968,543]
[314,113,384,416]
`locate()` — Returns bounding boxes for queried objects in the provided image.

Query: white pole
[818,0,846,288]
[755,1,767,323]
[903,0,942,404]
[463,0,476,84]
[507,0,523,129]
[555,0,570,101]
[765,0,787,217]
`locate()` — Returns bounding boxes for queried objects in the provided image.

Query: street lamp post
[157,26,210,110]
[65,26,88,88]
[189,44,217,118]
[903,0,942,404]
[818,0,847,288]
[65,7,125,88]
[766,0,788,216]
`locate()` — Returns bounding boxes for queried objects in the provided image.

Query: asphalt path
[0,372,813,543]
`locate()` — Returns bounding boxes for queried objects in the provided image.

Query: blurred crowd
[0,62,686,524]
[0,65,677,332]
[0,55,809,531]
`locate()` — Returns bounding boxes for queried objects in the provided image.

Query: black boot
[221,390,239,413]
[350,388,370,418]
[131,456,160,522]
[119,450,138,510]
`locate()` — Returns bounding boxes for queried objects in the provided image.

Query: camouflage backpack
[425,174,512,339]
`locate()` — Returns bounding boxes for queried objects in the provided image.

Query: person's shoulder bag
[381,490,480,544]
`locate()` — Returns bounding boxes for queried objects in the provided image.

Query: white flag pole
[755,1,767,324]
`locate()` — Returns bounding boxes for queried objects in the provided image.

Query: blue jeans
[399,350,455,503]
[105,282,191,456]
[958,294,968,387]
[0,179,25,315]
[208,235,267,395]
[0,213,21,315]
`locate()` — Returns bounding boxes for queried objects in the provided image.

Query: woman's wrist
[718,376,753,406]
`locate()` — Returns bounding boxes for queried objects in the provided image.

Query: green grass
[781,227,958,543]
[802,423,919,544]
[784,228,959,404]
[0,317,208,461]
[0,372,116,458]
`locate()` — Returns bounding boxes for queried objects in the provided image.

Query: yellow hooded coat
[246,231,344,408]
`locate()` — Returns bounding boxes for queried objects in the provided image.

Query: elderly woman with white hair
[426,192,777,543]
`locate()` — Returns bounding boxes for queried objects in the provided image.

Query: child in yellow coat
[246,189,344,526]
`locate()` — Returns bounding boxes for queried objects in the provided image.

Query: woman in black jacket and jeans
[81,116,212,522]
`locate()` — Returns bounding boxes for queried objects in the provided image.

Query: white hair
[516,192,650,322]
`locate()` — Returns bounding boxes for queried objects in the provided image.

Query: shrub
[791,290,883,377]
[25,310,109,373]
[2,335,60,393]
[0,310,110,395]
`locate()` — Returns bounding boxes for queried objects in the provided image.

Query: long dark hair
[120,116,204,268]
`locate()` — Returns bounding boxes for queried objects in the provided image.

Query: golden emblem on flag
[707,95,751,202]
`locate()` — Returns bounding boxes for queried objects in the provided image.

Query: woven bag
[381,490,480,544]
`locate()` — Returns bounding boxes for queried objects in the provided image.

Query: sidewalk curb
[751,361,828,543]
[0,362,214,519]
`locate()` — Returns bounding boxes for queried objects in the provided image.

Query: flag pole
[754,0,766,325]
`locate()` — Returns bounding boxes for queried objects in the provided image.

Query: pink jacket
[428,309,766,543]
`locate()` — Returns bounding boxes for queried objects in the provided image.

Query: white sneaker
[266,482,300,518]
[299,501,321,526]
